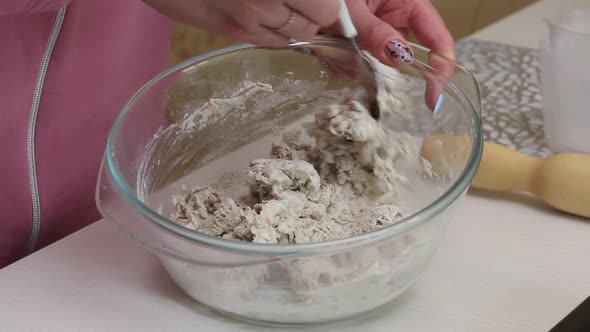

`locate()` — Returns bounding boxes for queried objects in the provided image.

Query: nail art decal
[386,40,413,63]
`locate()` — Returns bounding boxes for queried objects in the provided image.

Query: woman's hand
[146,0,454,111]
[343,0,454,65]
[341,0,455,110]
[143,0,341,47]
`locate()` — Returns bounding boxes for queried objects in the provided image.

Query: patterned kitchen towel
[456,39,550,157]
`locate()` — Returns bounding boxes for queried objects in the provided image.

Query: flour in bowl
[157,57,446,323]
[170,88,429,244]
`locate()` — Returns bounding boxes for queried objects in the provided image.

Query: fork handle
[339,0,358,38]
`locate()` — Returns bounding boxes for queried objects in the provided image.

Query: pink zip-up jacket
[0,1,172,268]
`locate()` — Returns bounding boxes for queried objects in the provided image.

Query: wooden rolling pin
[420,136,590,219]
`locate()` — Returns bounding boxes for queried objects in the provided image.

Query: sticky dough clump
[172,97,416,244]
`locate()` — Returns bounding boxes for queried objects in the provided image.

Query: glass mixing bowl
[96,36,482,326]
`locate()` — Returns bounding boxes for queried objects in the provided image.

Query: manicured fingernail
[385,40,413,64]
[433,94,444,114]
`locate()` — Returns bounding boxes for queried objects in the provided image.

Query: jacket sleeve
[0,0,71,15]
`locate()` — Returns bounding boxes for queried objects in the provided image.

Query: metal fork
[338,0,381,120]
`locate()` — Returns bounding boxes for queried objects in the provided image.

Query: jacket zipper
[25,6,68,255]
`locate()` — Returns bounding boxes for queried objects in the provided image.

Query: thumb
[350,4,413,65]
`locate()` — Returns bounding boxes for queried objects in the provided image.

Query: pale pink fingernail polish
[385,40,413,64]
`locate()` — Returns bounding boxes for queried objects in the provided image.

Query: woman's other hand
[144,0,341,47]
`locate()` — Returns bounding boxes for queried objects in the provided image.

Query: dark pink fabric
[0,0,172,267]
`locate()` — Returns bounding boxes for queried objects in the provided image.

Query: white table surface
[2,0,590,330]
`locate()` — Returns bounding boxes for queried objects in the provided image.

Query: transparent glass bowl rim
[104,37,483,255]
